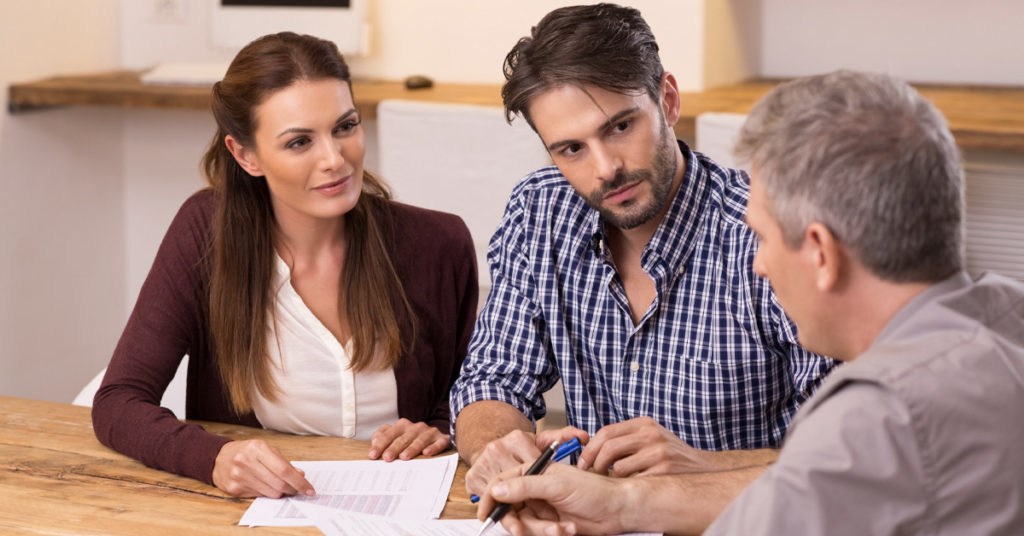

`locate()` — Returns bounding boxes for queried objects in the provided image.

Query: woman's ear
[224,135,264,177]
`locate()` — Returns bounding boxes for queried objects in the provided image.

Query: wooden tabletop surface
[0,395,477,535]
[9,70,1024,153]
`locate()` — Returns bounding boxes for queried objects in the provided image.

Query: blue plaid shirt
[451,142,837,450]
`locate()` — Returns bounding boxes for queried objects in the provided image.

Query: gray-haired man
[475,70,1024,536]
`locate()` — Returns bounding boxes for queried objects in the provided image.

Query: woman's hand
[368,418,451,461]
[212,439,315,498]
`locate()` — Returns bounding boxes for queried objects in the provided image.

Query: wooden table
[0,395,477,535]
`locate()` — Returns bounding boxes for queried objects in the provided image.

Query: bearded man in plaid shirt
[451,3,836,512]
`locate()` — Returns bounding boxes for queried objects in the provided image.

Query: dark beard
[585,125,678,230]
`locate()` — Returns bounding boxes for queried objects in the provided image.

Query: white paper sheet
[238,453,459,527]
[291,500,662,536]
[291,501,512,536]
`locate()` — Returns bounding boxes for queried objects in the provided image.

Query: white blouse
[251,255,399,439]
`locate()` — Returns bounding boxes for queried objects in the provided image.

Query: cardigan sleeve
[92,191,230,486]
[389,202,479,435]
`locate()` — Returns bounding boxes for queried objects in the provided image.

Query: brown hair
[200,32,415,414]
[502,3,664,129]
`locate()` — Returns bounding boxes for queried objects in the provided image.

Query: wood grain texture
[0,395,476,535]
[9,72,1024,152]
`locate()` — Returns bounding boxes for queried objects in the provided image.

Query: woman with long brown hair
[92,32,478,498]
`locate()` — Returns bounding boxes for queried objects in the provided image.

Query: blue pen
[470,437,583,504]
[553,437,582,462]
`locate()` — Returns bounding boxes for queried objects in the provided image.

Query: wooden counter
[9,70,1024,153]
[0,395,477,535]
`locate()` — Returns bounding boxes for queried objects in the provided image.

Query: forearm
[625,465,766,536]
[704,447,778,471]
[454,400,534,464]
[92,393,229,485]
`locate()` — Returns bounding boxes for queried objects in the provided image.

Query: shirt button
[630,361,640,372]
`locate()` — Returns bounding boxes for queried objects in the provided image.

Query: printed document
[238,453,458,527]
[291,501,513,536]
[291,501,662,536]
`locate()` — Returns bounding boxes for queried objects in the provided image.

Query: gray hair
[735,70,964,283]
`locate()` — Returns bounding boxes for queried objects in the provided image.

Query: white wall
[120,1,710,89]
[703,0,762,89]
[759,0,1024,86]
[348,0,707,90]
[0,1,122,402]
[121,111,213,313]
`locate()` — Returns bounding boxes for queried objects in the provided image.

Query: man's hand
[465,429,540,496]
[212,439,314,498]
[368,418,450,461]
[579,416,716,476]
[465,426,589,496]
[477,462,635,536]
[579,417,779,477]
[478,457,770,536]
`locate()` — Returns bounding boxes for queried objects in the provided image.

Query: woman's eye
[335,119,361,135]
[286,137,310,150]
[614,120,630,133]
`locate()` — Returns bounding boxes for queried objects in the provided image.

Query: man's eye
[614,120,630,132]
[562,143,582,156]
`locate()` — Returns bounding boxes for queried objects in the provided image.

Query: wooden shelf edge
[9,72,1024,154]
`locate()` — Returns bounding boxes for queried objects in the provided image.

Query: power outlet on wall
[152,0,187,23]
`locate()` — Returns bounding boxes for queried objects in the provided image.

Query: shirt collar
[873,270,974,345]
[641,140,710,276]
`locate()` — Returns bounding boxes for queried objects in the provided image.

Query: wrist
[615,476,648,532]
[706,448,779,471]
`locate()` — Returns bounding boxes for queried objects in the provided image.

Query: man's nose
[591,144,622,182]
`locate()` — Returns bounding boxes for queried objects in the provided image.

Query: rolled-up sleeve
[449,189,560,440]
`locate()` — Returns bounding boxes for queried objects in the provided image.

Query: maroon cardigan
[93,189,478,486]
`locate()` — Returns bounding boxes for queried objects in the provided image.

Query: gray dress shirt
[706,271,1024,535]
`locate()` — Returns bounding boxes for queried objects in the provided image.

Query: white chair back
[72,356,189,416]
[376,99,552,293]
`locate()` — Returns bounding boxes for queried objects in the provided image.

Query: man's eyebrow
[545,107,640,152]
[275,109,359,139]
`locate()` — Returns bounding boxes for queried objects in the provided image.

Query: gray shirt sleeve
[704,382,930,536]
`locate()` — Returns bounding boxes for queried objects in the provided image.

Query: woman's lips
[312,176,350,196]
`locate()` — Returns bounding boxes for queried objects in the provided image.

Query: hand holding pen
[475,437,642,536]
[475,438,583,536]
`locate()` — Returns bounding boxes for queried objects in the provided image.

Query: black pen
[476,441,559,536]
